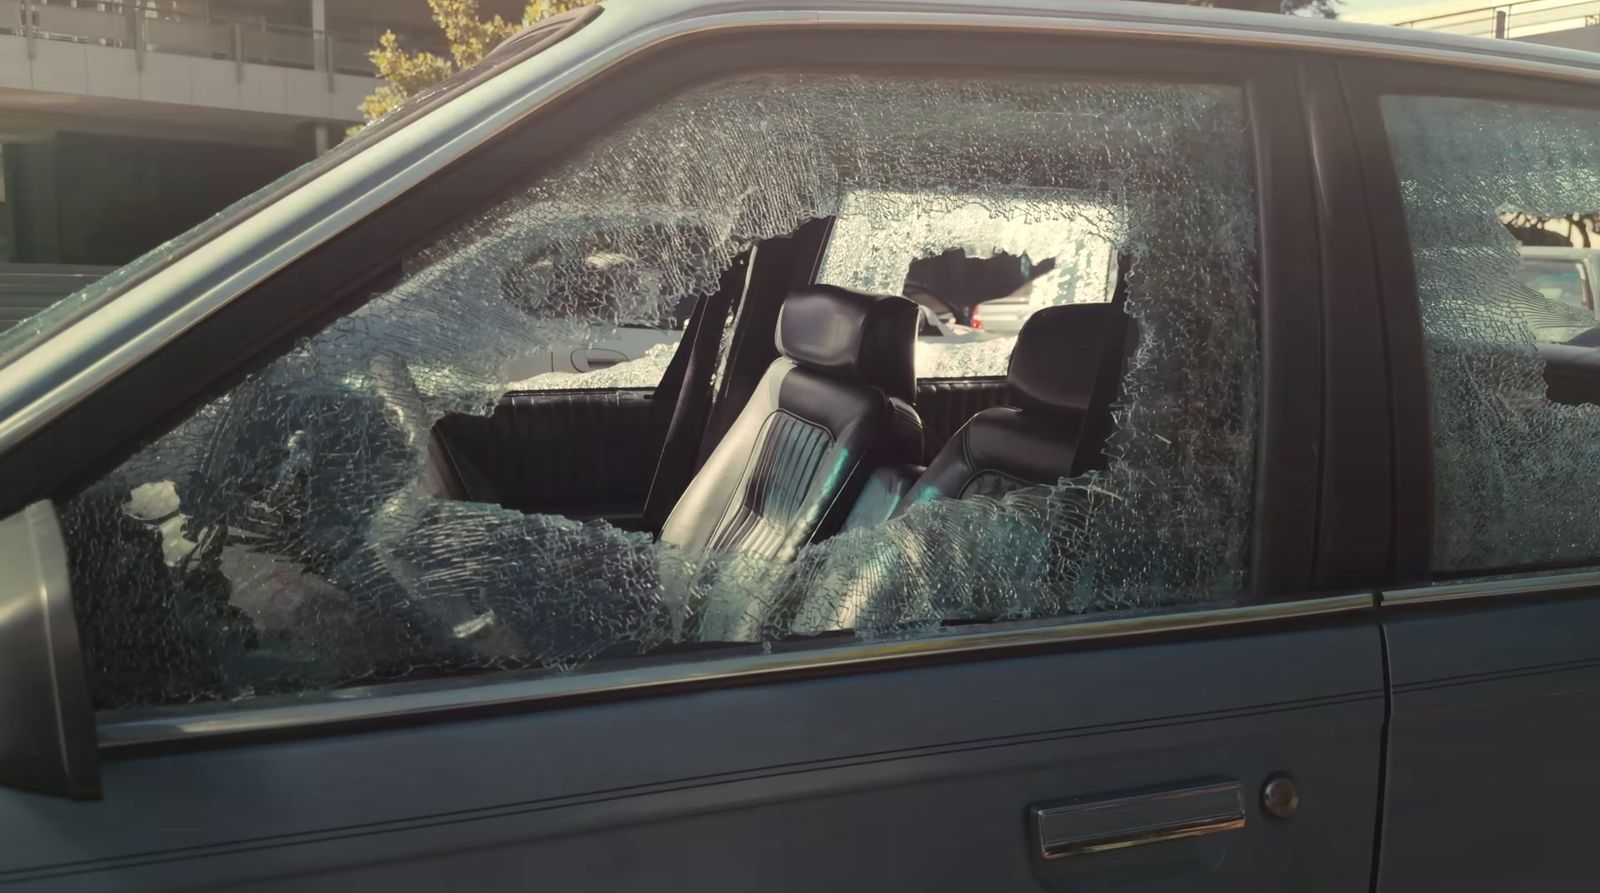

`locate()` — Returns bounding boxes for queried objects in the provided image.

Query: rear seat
[844,300,1130,527]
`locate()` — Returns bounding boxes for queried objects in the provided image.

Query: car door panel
[2,620,1382,892]
[1378,590,1600,892]
[429,388,671,521]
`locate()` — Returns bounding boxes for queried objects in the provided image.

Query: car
[4,1,1600,890]
[1519,246,1598,312]
[1514,245,1600,342]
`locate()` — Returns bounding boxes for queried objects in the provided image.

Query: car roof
[591,0,1600,78]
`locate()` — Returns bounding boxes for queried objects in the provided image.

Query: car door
[0,10,1384,892]
[1338,58,1600,892]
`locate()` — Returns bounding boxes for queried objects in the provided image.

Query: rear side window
[821,190,1118,379]
[63,71,1260,710]
[1382,94,1600,574]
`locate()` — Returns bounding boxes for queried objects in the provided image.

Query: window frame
[18,26,1338,749]
[1339,57,1600,584]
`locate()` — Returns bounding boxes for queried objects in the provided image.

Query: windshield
[818,188,1119,378]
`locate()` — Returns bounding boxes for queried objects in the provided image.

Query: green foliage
[356,0,1326,132]
[1173,0,1336,15]
[1503,211,1600,248]
[356,0,600,130]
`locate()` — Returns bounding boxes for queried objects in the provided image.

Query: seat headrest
[777,285,919,402]
[1007,302,1129,419]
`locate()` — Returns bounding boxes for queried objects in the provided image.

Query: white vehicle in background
[1518,246,1598,313]
[1516,246,1600,343]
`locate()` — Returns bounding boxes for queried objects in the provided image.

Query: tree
[1172,0,1337,15]
[358,0,1329,131]
[356,0,599,128]
[1503,211,1600,248]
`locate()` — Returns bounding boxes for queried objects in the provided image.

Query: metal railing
[1390,0,1600,39]
[0,265,112,333]
[0,0,440,83]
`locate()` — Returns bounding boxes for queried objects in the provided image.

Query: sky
[1342,0,1433,11]
[1335,0,1483,24]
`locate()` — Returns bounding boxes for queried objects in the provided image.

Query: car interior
[420,203,1600,583]
[424,219,1141,563]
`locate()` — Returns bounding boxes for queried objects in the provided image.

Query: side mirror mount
[0,501,99,799]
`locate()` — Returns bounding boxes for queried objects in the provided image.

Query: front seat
[908,299,1131,503]
[659,285,923,561]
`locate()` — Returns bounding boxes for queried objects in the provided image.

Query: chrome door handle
[1030,778,1246,860]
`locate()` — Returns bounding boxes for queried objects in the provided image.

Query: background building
[1347,0,1600,51]
[0,0,525,280]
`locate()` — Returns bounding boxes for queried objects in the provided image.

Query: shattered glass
[825,189,1118,378]
[63,73,1259,709]
[1383,95,1600,573]
[505,336,683,391]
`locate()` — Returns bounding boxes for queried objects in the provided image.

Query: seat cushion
[911,406,1083,502]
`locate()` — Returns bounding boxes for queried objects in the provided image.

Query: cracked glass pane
[63,72,1258,709]
[822,188,1119,379]
[1383,95,1600,573]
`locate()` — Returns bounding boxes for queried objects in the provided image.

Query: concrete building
[0,0,524,276]
[1347,0,1600,52]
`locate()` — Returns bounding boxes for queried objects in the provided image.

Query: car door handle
[1030,778,1246,860]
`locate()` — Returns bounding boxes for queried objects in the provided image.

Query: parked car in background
[1519,246,1597,314]
[6,2,1600,891]
[1508,246,1600,342]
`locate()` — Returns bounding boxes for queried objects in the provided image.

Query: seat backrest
[659,285,922,561]
[908,300,1131,503]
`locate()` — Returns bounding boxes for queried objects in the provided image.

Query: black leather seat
[1540,340,1600,406]
[903,300,1131,504]
[659,285,923,561]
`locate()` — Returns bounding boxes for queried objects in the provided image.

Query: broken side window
[61,72,1259,710]
[1383,94,1600,573]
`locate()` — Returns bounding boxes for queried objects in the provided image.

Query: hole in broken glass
[819,189,1121,379]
